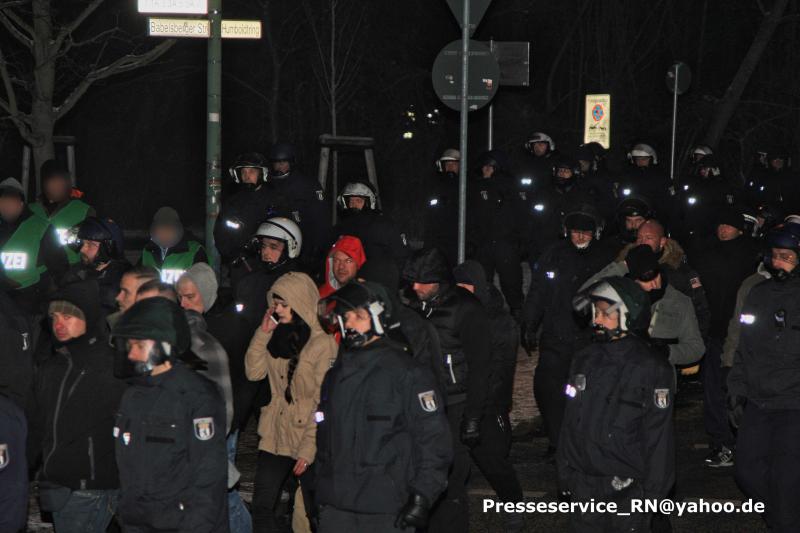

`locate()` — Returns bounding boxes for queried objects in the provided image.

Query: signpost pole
[487,39,494,150]
[457,0,470,264]
[206,0,222,273]
[669,66,680,183]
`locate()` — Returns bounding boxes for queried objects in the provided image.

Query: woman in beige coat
[245,272,337,532]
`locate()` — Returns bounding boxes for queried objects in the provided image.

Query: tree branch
[54,0,106,52]
[0,44,32,140]
[54,39,175,120]
[0,9,33,48]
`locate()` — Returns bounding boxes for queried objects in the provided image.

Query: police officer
[64,217,129,316]
[0,290,33,408]
[402,248,492,533]
[746,148,799,208]
[618,143,673,223]
[526,155,596,266]
[264,142,331,275]
[315,281,453,532]
[558,277,675,532]
[608,195,654,255]
[214,152,272,287]
[139,206,207,284]
[0,392,27,533]
[522,205,614,453]
[424,148,461,265]
[576,142,616,220]
[515,131,558,190]
[30,159,95,265]
[0,177,69,315]
[334,181,408,266]
[468,149,526,317]
[111,297,229,533]
[728,224,800,531]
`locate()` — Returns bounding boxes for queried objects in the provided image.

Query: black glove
[521,325,538,354]
[395,493,430,530]
[728,395,746,429]
[460,416,482,448]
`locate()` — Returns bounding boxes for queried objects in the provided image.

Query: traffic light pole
[457,0,470,264]
[206,0,222,273]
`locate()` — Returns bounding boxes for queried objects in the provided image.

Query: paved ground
[27,346,769,532]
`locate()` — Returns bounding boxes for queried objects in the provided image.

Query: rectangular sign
[147,18,262,39]
[485,41,530,87]
[138,0,207,15]
[584,94,611,149]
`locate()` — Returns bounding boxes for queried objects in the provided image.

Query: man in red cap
[318,235,366,298]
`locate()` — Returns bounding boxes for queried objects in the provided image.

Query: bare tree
[0,0,174,181]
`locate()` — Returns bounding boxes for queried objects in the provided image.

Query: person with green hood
[139,206,207,284]
[111,297,228,532]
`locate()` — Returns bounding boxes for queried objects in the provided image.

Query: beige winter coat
[245,272,337,463]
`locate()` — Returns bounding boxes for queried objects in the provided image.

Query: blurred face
[272,161,291,175]
[332,250,358,285]
[699,166,712,178]
[152,225,178,248]
[260,237,285,264]
[772,248,798,273]
[636,223,667,253]
[240,167,260,185]
[444,160,459,173]
[481,164,495,178]
[593,300,620,331]
[635,272,663,292]
[412,282,440,301]
[344,307,372,334]
[80,240,101,265]
[532,142,548,157]
[177,278,204,313]
[770,158,785,171]
[633,156,651,168]
[44,176,70,202]
[117,274,145,312]
[570,229,593,248]
[273,296,293,323]
[716,224,741,242]
[625,215,646,233]
[578,160,592,173]
[347,196,366,210]
[51,312,87,342]
[0,196,24,222]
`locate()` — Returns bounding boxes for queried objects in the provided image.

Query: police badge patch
[194,417,215,441]
[418,390,438,412]
[654,388,670,409]
[0,443,9,470]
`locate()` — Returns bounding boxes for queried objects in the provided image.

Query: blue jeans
[228,431,252,533]
[52,489,118,533]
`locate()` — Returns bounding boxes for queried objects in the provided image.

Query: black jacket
[423,173,460,264]
[467,171,527,245]
[115,363,228,532]
[728,275,800,409]
[315,338,453,514]
[525,182,596,262]
[63,258,130,317]
[333,209,408,267]
[214,184,274,262]
[557,335,675,500]
[674,177,738,246]
[29,280,126,491]
[0,290,33,410]
[693,236,759,340]
[234,259,299,331]
[0,394,27,533]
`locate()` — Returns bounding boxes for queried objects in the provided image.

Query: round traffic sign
[665,62,692,95]
[432,39,500,112]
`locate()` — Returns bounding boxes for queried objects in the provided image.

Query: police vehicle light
[520,177,533,186]
[314,411,325,423]
[687,196,697,205]
[546,271,556,279]
[565,384,577,398]
[739,314,756,325]
[225,219,241,230]
[622,188,631,196]
[429,198,439,207]
[534,203,545,212]
[235,303,244,313]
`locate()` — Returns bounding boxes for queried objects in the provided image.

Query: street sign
[486,41,530,87]
[432,40,500,111]
[445,0,492,37]
[147,18,262,39]
[584,94,611,149]
[666,62,692,95]
[138,0,207,14]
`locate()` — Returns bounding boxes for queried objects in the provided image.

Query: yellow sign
[147,18,262,39]
[584,94,611,149]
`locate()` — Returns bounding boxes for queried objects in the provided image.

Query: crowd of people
[0,134,799,532]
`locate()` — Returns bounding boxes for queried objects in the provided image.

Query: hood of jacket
[453,260,490,307]
[321,235,367,295]
[269,272,324,335]
[50,280,104,340]
[402,248,453,285]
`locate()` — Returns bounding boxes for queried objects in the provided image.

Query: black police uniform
[745,167,800,209]
[617,166,674,226]
[234,258,299,331]
[423,172,460,266]
[333,208,409,267]
[674,176,738,248]
[114,362,229,532]
[0,393,27,533]
[558,335,675,532]
[315,337,453,532]
[0,290,33,409]
[523,238,615,447]
[63,258,130,317]
[728,274,800,531]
